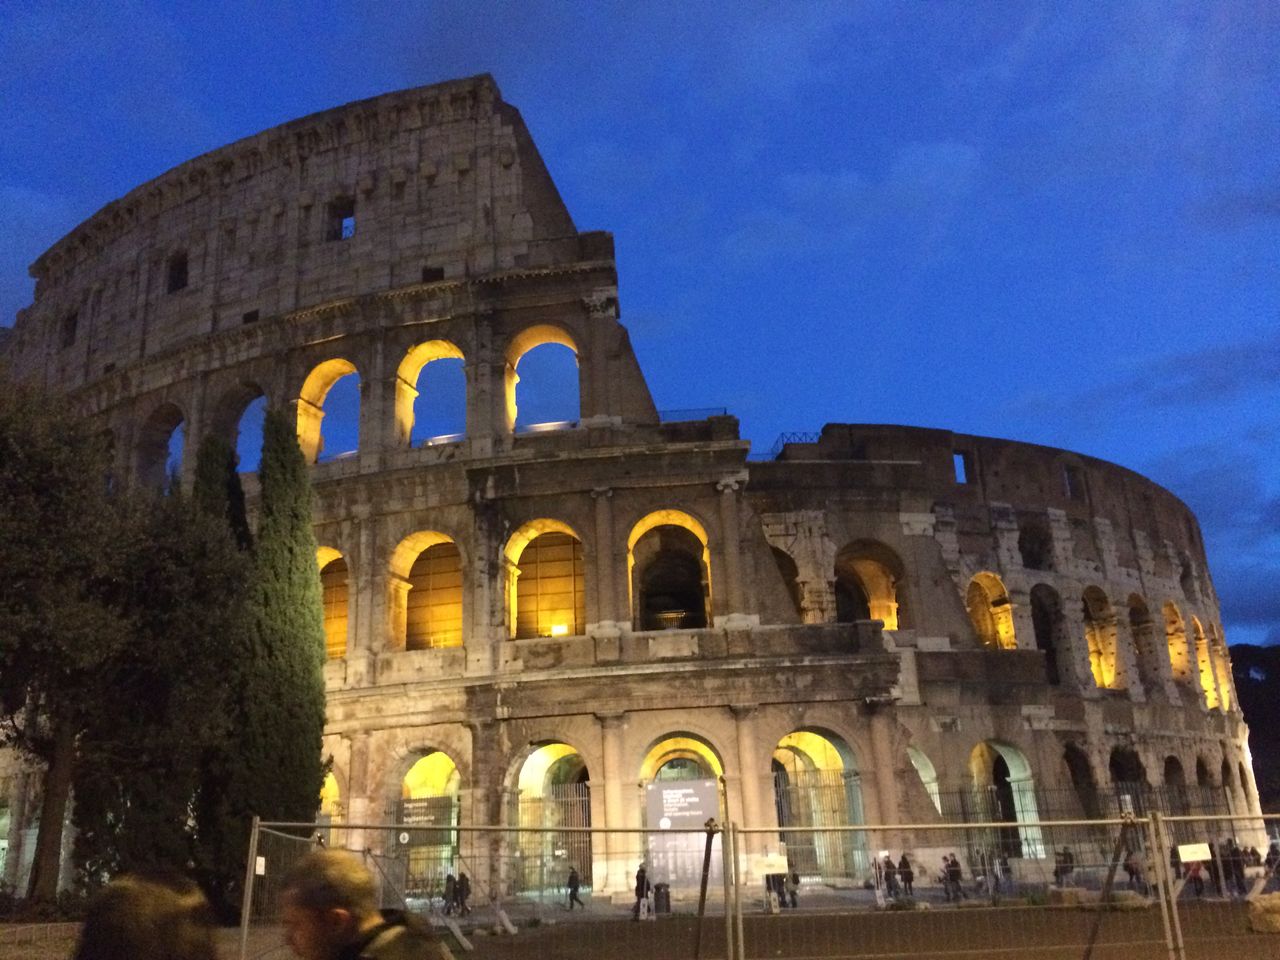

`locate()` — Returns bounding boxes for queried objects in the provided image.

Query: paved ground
[1,898,1273,959]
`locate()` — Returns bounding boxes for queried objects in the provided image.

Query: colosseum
[0,75,1260,894]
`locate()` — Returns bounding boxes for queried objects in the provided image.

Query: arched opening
[1191,617,1219,710]
[297,358,360,463]
[400,751,461,896]
[136,402,185,492]
[1195,756,1211,789]
[969,742,1044,858]
[1029,585,1063,685]
[1082,587,1122,689]
[234,394,267,472]
[1127,595,1162,693]
[505,325,579,433]
[317,547,348,659]
[319,772,342,822]
[1237,762,1250,809]
[406,542,464,650]
[628,510,711,631]
[907,746,942,815]
[395,340,466,446]
[1108,747,1147,814]
[770,547,803,618]
[1209,626,1233,712]
[505,520,585,640]
[1221,757,1234,792]
[772,730,867,879]
[639,734,724,886]
[1063,743,1101,818]
[834,541,905,630]
[1179,556,1196,598]
[1164,756,1189,815]
[510,743,592,893]
[966,572,1016,650]
[1163,602,1191,687]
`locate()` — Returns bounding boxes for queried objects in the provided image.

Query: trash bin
[654,882,671,914]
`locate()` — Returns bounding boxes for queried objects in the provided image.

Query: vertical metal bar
[733,825,745,960]
[1144,815,1178,960]
[1153,812,1186,960]
[722,822,734,960]
[238,815,261,960]
[695,819,718,960]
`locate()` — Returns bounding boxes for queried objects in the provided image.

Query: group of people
[1175,837,1275,898]
[876,854,915,899]
[440,871,472,915]
[70,849,450,960]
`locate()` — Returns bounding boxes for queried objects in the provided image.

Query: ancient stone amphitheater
[0,76,1258,894]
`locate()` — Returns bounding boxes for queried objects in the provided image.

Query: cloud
[1197,183,1280,228]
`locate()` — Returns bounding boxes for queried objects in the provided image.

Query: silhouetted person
[73,872,219,960]
[632,864,651,919]
[567,866,584,909]
[898,854,914,896]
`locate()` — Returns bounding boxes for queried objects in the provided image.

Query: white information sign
[254,856,266,877]
[1178,842,1211,863]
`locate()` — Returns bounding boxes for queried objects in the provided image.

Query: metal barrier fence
[239,813,1280,960]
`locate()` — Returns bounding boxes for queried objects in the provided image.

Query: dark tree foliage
[71,493,250,885]
[246,409,327,824]
[0,377,130,900]
[192,433,252,551]
[1230,644,1280,810]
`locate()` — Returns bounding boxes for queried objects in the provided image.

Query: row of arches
[964,572,1233,711]
[130,328,583,485]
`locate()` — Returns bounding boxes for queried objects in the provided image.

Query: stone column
[731,706,768,874]
[1059,602,1100,697]
[597,713,628,892]
[716,474,749,624]
[590,487,618,628]
[867,709,903,854]
[346,732,372,854]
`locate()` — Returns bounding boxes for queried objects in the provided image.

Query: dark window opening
[953,451,972,484]
[1018,519,1053,571]
[1063,464,1085,501]
[327,197,356,241]
[421,265,445,283]
[60,312,78,349]
[166,252,188,293]
[103,362,116,374]
[242,309,260,325]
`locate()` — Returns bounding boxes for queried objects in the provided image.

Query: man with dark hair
[280,849,449,960]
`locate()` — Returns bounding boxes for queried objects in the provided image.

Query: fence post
[1151,812,1186,960]
[721,822,735,960]
[238,815,261,960]
[732,825,745,960]
[1144,814,1178,960]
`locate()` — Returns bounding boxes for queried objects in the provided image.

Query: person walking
[72,872,220,960]
[883,855,900,899]
[567,866,585,910]
[785,869,799,909]
[898,854,914,897]
[456,872,472,916]
[442,874,456,915]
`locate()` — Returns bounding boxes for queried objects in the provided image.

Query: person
[280,848,446,960]
[1264,841,1280,892]
[632,864,651,920]
[898,854,913,897]
[882,855,899,899]
[72,871,219,960]
[946,854,965,900]
[1122,849,1140,892]
[1187,860,1205,898]
[442,874,456,915]
[567,866,584,910]
[455,872,471,916]
[1226,839,1247,897]
[785,869,799,909]
[997,852,1011,895]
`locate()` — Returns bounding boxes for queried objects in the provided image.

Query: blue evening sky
[1,1,1276,644]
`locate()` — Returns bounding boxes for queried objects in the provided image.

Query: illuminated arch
[1209,624,1233,712]
[1082,586,1122,689]
[1191,617,1219,710]
[969,740,1044,857]
[510,741,593,892]
[834,540,905,630]
[503,324,579,432]
[504,520,585,639]
[1163,602,1191,687]
[296,358,358,463]
[317,548,348,659]
[966,572,1016,650]
[772,729,867,878]
[394,340,465,445]
[399,750,462,894]
[627,509,712,631]
[907,746,942,814]
[319,772,342,820]
[388,531,464,650]
[639,733,724,782]
[136,401,186,491]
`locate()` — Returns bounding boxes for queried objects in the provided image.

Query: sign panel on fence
[645,778,721,887]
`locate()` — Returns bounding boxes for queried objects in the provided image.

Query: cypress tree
[249,409,327,823]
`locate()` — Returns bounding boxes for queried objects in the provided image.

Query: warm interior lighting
[549,623,569,637]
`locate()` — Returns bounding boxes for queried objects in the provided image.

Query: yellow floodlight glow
[549,623,569,637]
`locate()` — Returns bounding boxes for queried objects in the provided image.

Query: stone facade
[0,76,1258,894]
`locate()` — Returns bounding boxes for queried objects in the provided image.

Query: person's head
[73,872,218,960]
[279,850,381,960]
